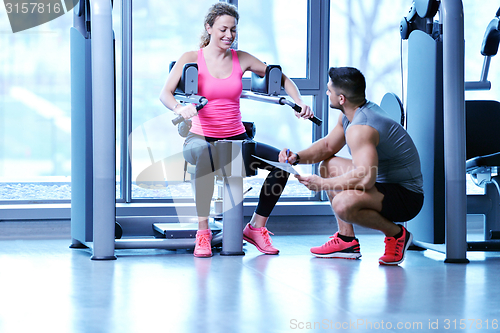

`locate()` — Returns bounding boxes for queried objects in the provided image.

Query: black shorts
[374,183,424,222]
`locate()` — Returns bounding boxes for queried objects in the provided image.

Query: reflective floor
[1,234,500,333]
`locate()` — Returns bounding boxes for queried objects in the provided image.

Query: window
[328,0,407,159]
[4,0,493,205]
[240,96,315,198]
[0,11,72,202]
[129,0,215,200]
[464,1,500,101]
[237,0,308,78]
[329,0,407,106]
[328,0,496,195]
[129,0,322,201]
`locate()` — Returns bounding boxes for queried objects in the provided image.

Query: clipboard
[251,155,300,175]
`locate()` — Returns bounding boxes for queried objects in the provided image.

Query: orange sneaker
[243,223,279,255]
[194,229,213,258]
[310,232,361,259]
[379,226,412,265]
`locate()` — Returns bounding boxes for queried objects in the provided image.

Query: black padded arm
[250,65,282,96]
[481,15,500,56]
[170,62,198,95]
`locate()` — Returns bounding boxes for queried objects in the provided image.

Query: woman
[160,2,313,257]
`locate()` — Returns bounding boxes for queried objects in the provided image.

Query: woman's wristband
[292,153,300,166]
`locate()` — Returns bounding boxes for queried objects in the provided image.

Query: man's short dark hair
[328,67,366,105]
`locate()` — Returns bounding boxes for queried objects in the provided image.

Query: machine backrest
[466,100,500,160]
[380,92,405,126]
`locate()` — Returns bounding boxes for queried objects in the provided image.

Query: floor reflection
[1,235,500,333]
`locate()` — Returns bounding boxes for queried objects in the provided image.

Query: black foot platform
[153,221,223,247]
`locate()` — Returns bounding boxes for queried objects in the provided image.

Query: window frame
[0,0,331,210]
[122,0,331,204]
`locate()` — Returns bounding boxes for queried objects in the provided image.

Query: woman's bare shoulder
[178,50,198,64]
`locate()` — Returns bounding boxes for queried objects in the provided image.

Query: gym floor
[1,230,500,333]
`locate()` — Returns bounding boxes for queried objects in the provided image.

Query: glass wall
[463,1,500,101]
[130,0,317,200]
[329,0,407,111]
[129,0,215,200]
[328,0,408,158]
[1,0,498,203]
[328,0,499,193]
[238,0,308,78]
[328,0,500,119]
[0,9,72,201]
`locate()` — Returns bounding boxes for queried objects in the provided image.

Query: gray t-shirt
[342,101,424,194]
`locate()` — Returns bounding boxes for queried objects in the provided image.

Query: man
[280,67,424,265]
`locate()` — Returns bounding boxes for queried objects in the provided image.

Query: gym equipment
[171,64,322,127]
[69,0,320,259]
[69,1,223,258]
[401,0,467,262]
[464,7,500,251]
[403,0,500,261]
[170,63,321,255]
[70,0,117,259]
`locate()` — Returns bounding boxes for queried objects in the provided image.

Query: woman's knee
[184,142,215,168]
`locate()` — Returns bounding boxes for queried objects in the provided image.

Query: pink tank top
[190,48,246,138]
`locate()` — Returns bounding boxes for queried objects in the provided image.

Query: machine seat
[184,121,257,178]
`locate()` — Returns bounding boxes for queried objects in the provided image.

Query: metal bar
[174,94,208,105]
[72,0,86,36]
[90,0,117,260]
[467,241,500,251]
[220,176,245,256]
[240,91,283,105]
[465,81,492,91]
[467,194,492,215]
[121,0,133,203]
[480,56,492,82]
[442,0,469,263]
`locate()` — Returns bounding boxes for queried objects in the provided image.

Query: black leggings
[183,132,289,218]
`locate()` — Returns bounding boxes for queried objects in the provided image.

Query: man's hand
[278,148,298,165]
[295,174,325,192]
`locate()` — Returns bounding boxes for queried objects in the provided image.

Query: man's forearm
[322,167,377,192]
[296,138,335,165]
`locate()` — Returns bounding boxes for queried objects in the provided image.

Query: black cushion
[243,121,256,140]
[466,100,500,160]
[481,17,500,56]
[466,152,500,172]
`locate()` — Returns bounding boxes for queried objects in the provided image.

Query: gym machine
[69,0,321,259]
[402,0,500,262]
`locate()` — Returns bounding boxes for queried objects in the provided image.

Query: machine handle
[171,97,208,125]
[280,97,323,126]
